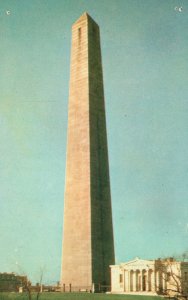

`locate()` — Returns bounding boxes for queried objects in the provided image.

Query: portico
[111,257,188,295]
[110,258,165,294]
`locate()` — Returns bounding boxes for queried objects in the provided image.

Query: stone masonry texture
[61,12,115,291]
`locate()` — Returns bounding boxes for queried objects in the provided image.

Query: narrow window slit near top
[78,27,81,39]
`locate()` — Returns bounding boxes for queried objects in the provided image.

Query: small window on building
[185,272,187,280]
[119,274,123,283]
[167,272,171,281]
[78,28,81,37]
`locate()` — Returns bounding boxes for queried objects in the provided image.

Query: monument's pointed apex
[83,11,89,17]
[79,11,91,19]
[74,12,99,26]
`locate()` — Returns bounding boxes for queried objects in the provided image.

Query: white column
[124,270,128,292]
[135,271,138,291]
[145,271,147,291]
[130,271,133,292]
[137,272,141,291]
[133,271,137,291]
[127,271,130,292]
[140,270,143,291]
[151,270,155,292]
[146,270,149,291]
[129,270,132,292]
[156,271,160,292]
[162,272,167,293]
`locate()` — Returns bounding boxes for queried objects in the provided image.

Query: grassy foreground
[0,293,163,300]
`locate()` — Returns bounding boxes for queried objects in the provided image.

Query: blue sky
[0,0,188,284]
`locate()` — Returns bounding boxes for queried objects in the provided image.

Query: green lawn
[0,293,164,300]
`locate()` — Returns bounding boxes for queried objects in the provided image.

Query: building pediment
[120,258,155,270]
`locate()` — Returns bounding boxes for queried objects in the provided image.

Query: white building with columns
[110,258,188,296]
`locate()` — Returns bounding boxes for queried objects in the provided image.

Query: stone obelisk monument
[61,12,115,291]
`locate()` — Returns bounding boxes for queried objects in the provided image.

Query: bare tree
[22,277,32,300]
[15,263,45,300]
[36,268,44,300]
[164,259,183,296]
[157,253,188,298]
